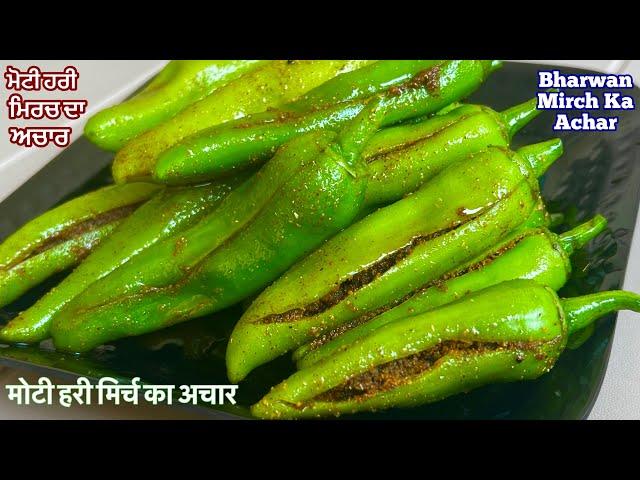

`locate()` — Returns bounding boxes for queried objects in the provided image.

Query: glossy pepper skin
[112,60,374,183]
[35,96,530,334]
[0,177,246,344]
[295,215,608,368]
[153,60,502,185]
[0,182,160,311]
[361,96,541,209]
[84,60,269,151]
[226,140,563,382]
[286,60,443,111]
[49,94,396,353]
[252,279,640,419]
[65,95,542,319]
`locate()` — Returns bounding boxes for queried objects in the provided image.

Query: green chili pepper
[252,279,640,419]
[153,60,501,185]
[84,60,270,151]
[112,60,375,183]
[286,60,444,111]
[1,223,117,312]
[0,182,160,311]
[226,140,563,382]
[76,94,541,326]
[0,177,246,344]
[49,92,397,353]
[295,215,608,368]
[362,96,542,209]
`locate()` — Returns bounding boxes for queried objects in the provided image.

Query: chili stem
[501,97,541,139]
[558,214,608,254]
[561,291,640,334]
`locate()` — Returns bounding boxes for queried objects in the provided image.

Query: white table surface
[0,60,638,419]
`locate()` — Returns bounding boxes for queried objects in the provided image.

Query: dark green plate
[1,62,639,419]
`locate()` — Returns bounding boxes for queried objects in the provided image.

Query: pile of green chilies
[0,60,638,419]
